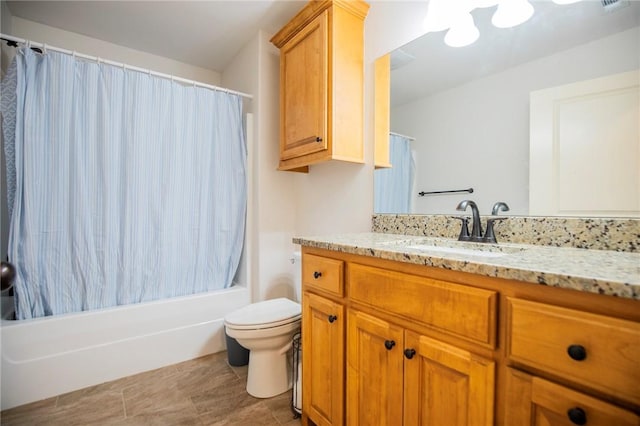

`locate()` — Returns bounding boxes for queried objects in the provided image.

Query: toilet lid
[224,298,301,329]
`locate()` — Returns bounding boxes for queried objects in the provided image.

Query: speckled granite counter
[293,232,640,300]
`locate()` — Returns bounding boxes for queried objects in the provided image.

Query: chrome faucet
[456,200,483,242]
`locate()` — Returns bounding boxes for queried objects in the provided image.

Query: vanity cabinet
[347,310,495,426]
[299,246,640,426]
[504,298,640,426]
[505,369,639,426]
[347,263,496,426]
[302,292,344,426]
[301,253,345,426]
[270,0,369,172]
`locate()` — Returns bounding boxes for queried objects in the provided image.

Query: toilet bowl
[224,297,301,398]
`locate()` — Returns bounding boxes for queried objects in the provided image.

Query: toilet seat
[224,298,301,331]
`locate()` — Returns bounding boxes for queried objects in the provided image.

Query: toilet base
[246,347,291,398]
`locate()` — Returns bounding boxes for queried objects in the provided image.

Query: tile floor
[0,351,301,426]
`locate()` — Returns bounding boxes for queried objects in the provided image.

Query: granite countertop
[293,232,640,300]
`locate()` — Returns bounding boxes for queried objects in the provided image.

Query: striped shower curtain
[1,47,247,319]
[374,133,415,213]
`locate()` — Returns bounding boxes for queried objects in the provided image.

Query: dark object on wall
[418,188,474,196]
[1,261,16,292]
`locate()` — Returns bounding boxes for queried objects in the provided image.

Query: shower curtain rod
[390,131,416,141]
[0,33,254,100]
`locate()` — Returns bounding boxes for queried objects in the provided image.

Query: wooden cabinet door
[403,331,495,426]
[279,10,328,161]
[347,309,404,426]
[302,292,344,426]
[505,368,639,426]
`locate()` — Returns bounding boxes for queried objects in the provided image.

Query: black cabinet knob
[313,271,322,279]
[384,340,396,350]
[315,136,323,142]
[567,407,587,425]
[567,345,587,361]
[328,315,337,323]
[404,349,416,359]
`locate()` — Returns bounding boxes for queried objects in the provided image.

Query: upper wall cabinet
[270,0,369,172]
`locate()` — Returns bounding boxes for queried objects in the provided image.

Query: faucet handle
[491,202,510,215]
[483,217,508,244]
[451,216,471,241]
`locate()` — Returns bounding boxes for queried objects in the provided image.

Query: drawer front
[507,297,640,405]
[349,263,497,346]
[531,376,639,426]
[302,254,344,296]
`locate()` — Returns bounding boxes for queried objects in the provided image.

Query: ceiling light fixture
[491,0,535,29]
[444,12,480,47]
[423,0,581,48]
[423,0,461,33]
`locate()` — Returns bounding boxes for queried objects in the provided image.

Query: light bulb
[444,12,480,47]
[423,0,457,32]
[492,0,534,29]
[424,0,476,33]
[475,0,499,7]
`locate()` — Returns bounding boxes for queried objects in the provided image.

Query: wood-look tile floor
[0,351,302,426]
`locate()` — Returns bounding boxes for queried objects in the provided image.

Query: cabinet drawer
[507,298,640,405]
[506,368,640,426]
[302,254,344,296]
[531,376,639,426]
[349,263,497,346]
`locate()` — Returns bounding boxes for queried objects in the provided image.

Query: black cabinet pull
[315,136,323,142]
[567,407,587,425]
[567,345,587,361]
[328,315,337,323]
[404,349,416,359]
[384,340,396,350]
[313,271,322,279]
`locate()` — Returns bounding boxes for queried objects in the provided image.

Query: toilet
[224,253,302,398]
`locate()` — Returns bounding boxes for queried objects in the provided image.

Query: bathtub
[0,285,250,410]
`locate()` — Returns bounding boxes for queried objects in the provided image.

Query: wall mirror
[374,1,640,217]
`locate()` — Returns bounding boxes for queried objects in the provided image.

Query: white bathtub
[0,285,250,410]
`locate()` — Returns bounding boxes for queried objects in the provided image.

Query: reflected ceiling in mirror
[391,1,639,107]
[375,0,640,218]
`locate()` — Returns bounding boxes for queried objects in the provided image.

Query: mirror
[374,1,640,217]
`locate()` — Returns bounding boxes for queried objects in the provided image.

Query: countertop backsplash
[371,214,640,253]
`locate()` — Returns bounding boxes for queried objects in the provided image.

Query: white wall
[222,31,298,303]
[9,17,221,84]
[390,26,640,216]
[290,1,431,236]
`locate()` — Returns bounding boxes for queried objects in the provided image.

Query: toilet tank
[292,251,302,302]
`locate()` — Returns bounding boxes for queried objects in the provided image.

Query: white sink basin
[405,244,521,258]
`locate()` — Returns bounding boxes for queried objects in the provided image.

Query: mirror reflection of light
[492,0,535,28]
[423,0,464,33]
[423,0,582,47]
[444,13,480,47]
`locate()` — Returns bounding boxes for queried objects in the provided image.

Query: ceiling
[5,1,306,72]
[5,1,639,102]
